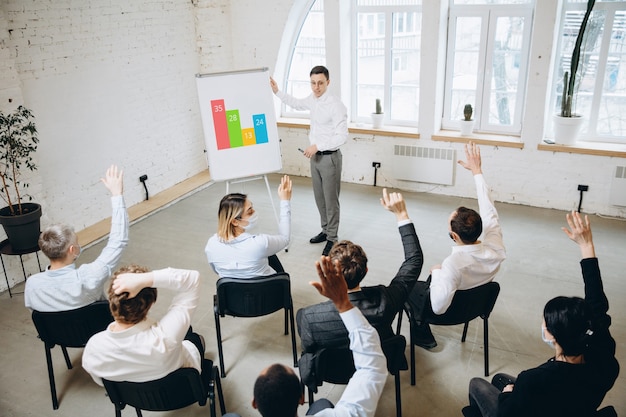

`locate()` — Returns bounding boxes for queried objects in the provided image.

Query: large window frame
[443,2,534,135]
[552,0,626,144]
[352,2,422,127]
[279,0,422,128]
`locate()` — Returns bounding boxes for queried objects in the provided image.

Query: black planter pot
[0,203,42,251]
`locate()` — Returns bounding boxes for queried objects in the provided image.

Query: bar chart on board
[196,68,282,182]
[210,99,269,150]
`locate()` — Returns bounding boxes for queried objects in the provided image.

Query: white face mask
[541,326,555,349]
[73,244,82,261]
[242,212,258,231]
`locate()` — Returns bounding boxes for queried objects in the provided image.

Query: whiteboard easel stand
[225,175,288,252]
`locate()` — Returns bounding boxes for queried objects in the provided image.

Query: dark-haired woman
[205,175,291,278]
[464,211,619,417]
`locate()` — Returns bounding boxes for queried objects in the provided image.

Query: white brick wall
[0,0,208,292]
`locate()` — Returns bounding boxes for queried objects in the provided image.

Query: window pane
[286,0,325,115]
[488,16,526,126]
[453,0,530,4]
[597,10,626,136]
[356,12,386,118]
[450,16,481,120]
[358,0,421,5]
[391,12,420,122]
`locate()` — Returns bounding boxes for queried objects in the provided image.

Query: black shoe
[462,406,482,417]
[411,322,437,349]
[310,232,327,244]
[322,240,335,256]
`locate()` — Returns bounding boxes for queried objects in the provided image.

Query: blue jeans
[468,373,517,417]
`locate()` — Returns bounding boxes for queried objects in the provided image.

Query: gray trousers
[310,150,342,242]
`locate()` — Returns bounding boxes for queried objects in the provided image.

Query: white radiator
[392,145,456,185]
[609,165,626,206]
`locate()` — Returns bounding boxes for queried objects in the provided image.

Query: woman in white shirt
[205,175,292,278]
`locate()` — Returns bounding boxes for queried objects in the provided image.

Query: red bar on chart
[211,99,230,150]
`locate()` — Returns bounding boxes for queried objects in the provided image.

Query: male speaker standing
[270,66,348,256]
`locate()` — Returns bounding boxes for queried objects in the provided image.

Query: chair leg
[214,365,227,415]
[308,387,314,406]
[284,307,288,335]
[461,322,469,343]
[409,321,416,386]
[483,318,489,377]
[214,312,226,378]
[61,346,73,369]
[395,372,402,417]
[208,378,217,417]
[134,408,143,417]
[44,345,59,410]
[395,309,403,335]
[288,307,298,367]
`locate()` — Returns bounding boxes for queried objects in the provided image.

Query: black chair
[397,281,500,383]
[213,272,297,377]
[596,406,617,417]
[102,359,226,417]
[300,334,407,417]
[31,300,113,410]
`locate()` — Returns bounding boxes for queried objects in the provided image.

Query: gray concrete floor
[1,174,624,417]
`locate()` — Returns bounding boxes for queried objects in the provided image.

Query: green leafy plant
[375,98,383,114]
[560,0,596,117]
[0,106,39,215]
[463,104,473,121]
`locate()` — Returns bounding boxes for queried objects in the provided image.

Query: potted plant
[553,0,596,145]
[460,104,474,136]
[371,98,384,129]
[0,105,42,251]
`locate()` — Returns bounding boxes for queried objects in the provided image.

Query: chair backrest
[215,272,292,318]
[596,406,617,417]
[102,368,206,412]
[428,282,500,326]
[309,334,407,388]
[31,300,113,348]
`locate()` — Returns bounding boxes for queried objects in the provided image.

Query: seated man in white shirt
[223,255,388,417]
[82,265,207,386]
[25,165,129,312]
[408,142,506,349]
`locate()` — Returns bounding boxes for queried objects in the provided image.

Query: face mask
[73,244,82,261]
[541,326,555,349]
[242,212,258,231]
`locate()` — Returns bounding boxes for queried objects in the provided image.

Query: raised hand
[277,175,292,201]
[310,256,352,313]
[101,165,124,196]
[457,142,482,175]
[562,210,595,259]
[380,188,409,221]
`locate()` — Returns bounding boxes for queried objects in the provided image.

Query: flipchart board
[196,68,282,182]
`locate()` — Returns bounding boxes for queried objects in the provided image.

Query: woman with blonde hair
[205,175,292,278]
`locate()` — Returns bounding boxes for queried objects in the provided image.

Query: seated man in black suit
[296,188,423,384]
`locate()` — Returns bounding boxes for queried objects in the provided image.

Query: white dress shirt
[25,195,129,312]
[314,307,388,417]
[205,200,290,278]
[82,268,201,386]
[429,174,506,314]
[276,91,347,152]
